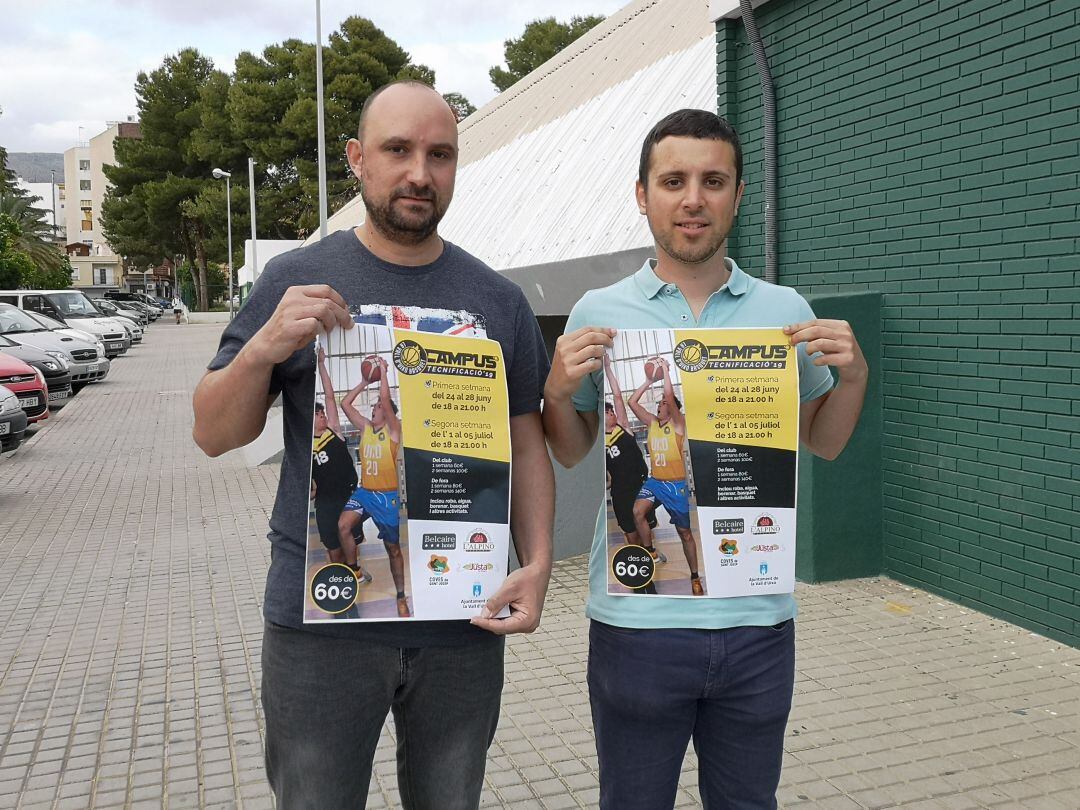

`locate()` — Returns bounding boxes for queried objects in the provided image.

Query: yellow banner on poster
[392,329,510,464]
[673,328,799,452]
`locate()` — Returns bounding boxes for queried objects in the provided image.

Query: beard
[362,182,447,246]
[652,226,728,265]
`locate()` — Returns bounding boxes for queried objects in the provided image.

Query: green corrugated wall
[717,0,1080,645]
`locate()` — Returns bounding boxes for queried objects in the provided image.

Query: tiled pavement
[0,322,1078,809]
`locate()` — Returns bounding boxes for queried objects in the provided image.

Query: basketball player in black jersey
[312,347,371,583]
[604,354,661,594]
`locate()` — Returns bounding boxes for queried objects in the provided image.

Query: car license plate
[0,423,9,435]
[88,362,100,372]
[18,397,36,408]
[108,342,123,350]
[48,390,68,402]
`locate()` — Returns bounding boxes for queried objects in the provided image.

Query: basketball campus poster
[304,319,511,622]
[603,328,800,598]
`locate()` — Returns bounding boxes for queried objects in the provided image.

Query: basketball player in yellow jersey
[339,356,411,617]
[628,357,703,595]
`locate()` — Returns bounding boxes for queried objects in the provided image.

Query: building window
[96,267,109,285]
[80,200,92,210]
[81,214,93,231]
[79,160,90,171]
[80,180,91,191]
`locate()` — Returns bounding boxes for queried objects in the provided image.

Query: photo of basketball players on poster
[604,328,802,598]
[305,310,513,623]
[309,325,412,619]
[603,330,708,597]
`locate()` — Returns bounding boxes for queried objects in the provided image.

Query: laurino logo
[393,339,427,375]
[673,338,709,373]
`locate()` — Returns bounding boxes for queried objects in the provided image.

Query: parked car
[93,297,147,328]
[0,384,28,453]
[104,291,162,320]
[0,304,108,388]
[91,299,144,342]
[0,290,131,358]
[0,334,73,410]
[0,353,49,425]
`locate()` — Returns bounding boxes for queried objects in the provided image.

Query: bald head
[357,80,457,142]
[346,80,459,251]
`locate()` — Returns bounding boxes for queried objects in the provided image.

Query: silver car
[91,299,144,342]
[0,303,109,386]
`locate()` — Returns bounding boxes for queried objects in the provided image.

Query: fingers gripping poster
[603,329,799,598]
[304,320,511,622]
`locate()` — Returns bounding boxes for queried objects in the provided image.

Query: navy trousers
[588,619,796,809]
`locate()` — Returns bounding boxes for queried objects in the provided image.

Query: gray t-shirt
[208,228,549,647]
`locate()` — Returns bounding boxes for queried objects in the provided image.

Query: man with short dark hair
[543,109,868,809]
[193,79,554,810]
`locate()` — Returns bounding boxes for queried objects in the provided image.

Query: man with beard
[542,110,868,808]
[192,80,554,809]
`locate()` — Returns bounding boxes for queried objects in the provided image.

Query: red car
[0,353,48,425]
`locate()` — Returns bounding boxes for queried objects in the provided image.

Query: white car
[17,309,110,386]
[0,290,131,358]
[92,300,143,343]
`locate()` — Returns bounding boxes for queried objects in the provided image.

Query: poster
[304,318,511,622]
[603,328,800,598]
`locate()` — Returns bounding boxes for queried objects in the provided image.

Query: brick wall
[718,0,1080,645]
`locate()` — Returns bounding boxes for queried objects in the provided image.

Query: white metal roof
[313,0,717,272]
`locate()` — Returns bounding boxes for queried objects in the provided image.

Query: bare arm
[541,326,613,468]
[472,412,554,635]
[787,319,868,461]
[604,353,632,431]
[377,358,401,443]
[193,284,352,457]
[627,372,657,426]
[339,378,372,434]
[317,345,343,434]
[659,358,685,436]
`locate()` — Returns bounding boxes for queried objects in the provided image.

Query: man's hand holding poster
[305,320,511,622]
[603,328,800,599]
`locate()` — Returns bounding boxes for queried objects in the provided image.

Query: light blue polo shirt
[566,257,834,629]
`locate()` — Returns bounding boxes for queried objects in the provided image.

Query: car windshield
[46,292,102,317]
[93,300,118,314]
[22,310,65,330]
[0,305,45,334]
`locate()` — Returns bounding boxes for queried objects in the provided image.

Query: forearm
[541,393,597,468]
[510,428,554,571]
[193,344,276,457]
[805,376,867,461]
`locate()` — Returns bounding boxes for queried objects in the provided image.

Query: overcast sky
[0,0,626,154]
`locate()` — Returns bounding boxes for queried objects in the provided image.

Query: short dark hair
[661,393,682,411]
[604,401,615,412]
[379,396,399,415]
[357,79,448,140]
[315,402,325,415]
[638,109,743,187]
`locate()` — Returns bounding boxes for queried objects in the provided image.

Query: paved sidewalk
[0,322,1077,809]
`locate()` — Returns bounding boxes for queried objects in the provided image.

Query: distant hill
[5,152,64,183]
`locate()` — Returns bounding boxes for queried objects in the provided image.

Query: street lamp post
[315,0,328,238]
[248,158,258,285]
[212,168,234,320]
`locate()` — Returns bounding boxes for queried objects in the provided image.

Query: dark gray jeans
[262,621,505,809]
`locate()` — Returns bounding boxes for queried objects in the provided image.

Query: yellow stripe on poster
[392,329,510,464]
[673,328,799,452]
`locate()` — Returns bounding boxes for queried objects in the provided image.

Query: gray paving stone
[1,322,1079,809]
